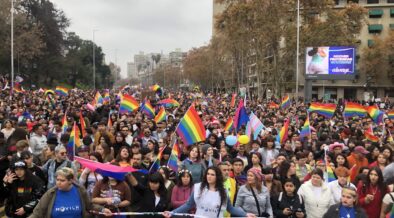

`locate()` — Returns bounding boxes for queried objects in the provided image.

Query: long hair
[362,166,386,195]
[176,169,193,188]
[333,153,349,168]
[199,166,227,206]
[115,146,130,163]
[278,161,292,179]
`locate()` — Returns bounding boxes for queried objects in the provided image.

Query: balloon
[225,135,237,146]
[238,135,250,145]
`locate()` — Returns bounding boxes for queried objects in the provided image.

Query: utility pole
[295,0,300,100]
[11,0,14,96]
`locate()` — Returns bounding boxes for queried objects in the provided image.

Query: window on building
[368,24,383,34]
[348,0,359,3]
[390,24,394,30]
[391,9,394,17]
[369,9,383,18]
[334,0,340,4]
[367,0,379,3]
[387,0,394,3]
[368,39,375,47]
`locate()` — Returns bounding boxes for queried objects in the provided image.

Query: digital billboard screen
[305,46,356,80]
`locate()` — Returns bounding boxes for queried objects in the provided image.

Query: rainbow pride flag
[66,122,82,161]
[154,107,166,123]
[44,89,55,96]
[365,105,383,124]
[149,146,166,173]
[13,86,24,93]
[327,165,336,183]
[276,119,290,144]
[103,90,110,105]
[79,111,86,138]
[167,142,180,172]
[94,91,104,106]
[268,101,280,109]
[387,110,394,120]
[119,94,139,114]
[308,102,336,118]
[140,100,155,119]
[299,115,311,139]
[157,98,180,108]
[176,106,206,146]
[61,113,68,133]
[364,128,379,142]
[224,117,234,132]
[230,93,237,108]
[281,95,291,109]
[151,84,161,92]
[344,102,367,118]
[55,86,69,96]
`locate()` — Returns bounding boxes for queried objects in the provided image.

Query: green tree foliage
[0,0,112,89]
[185,0,366,95]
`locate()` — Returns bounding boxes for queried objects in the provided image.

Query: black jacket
[271,192,306,218]
[323,203,367,218]
[133,183,169,217]
[2,173,45,218]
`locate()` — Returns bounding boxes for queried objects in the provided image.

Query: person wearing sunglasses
[41,145,77,190]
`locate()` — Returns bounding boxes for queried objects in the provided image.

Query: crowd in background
[0,80,393,218]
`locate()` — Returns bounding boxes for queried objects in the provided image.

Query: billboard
[305,46,356,80]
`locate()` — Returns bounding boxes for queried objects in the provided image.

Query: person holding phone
[272,178,306,218]
[2,161,44,218]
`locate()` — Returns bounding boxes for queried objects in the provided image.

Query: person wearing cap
[297,168,334,218]
[235,167,273,217]
[2,161,45,217]
[20,150,46,185]
[347,146,369,182]
[328,166,357,204]
[201,144,219,169]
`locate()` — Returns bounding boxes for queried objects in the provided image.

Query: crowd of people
[0,81,393,218]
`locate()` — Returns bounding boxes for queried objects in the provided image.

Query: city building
[213,0,394,100]
[127,62,137,78]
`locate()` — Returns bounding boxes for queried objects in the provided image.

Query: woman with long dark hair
[164,166,255,218]
[113,146,131,167]
[357,167,389,218]
[171,169,193,209]
[180,145,204,184]
[278,161,301,191]
[333,153,349,169]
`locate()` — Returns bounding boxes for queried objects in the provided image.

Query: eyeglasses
[60,152,67,155]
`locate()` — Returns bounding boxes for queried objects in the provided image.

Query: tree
[211,0,366,96]
[359,30,394,85]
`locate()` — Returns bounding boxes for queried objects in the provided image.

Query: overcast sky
[51,0,213,78]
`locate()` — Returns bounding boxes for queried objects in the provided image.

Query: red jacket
[171,185,193,209]
[357,181,388,218]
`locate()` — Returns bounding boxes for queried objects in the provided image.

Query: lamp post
[295,0,300,100]
[92,29,98,90]
[10,0,14,95]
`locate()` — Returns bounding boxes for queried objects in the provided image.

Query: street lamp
[92,29,98,90]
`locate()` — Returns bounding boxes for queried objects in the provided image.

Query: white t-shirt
[193,183,225,218]
[155,195,160,206]
[383,192,394,204]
